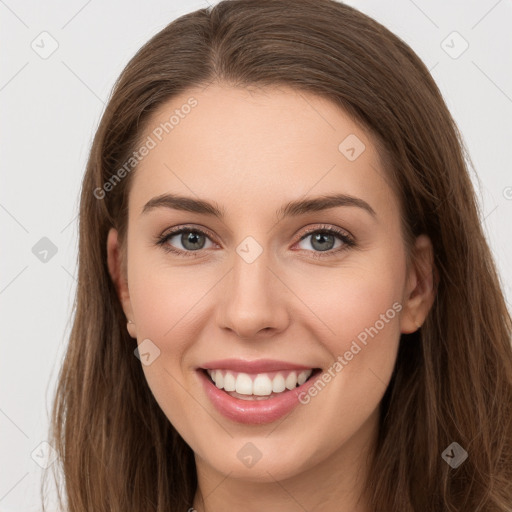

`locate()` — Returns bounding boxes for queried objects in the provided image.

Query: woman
[45,0,512,510]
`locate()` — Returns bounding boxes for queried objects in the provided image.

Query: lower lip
[197,369,322,425]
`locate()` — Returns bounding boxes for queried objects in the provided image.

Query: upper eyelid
[298,224,352,239]
[161,224,218,244]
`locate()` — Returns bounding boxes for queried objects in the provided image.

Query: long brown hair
[44,0,512,510]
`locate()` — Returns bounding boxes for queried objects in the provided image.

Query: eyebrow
[141,192,376,219]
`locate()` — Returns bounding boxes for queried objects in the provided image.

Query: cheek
[125,247,216,415]
[290,245,406,358]
[127,245,211,342]
[288,245,406,423]
[126,255,209,437]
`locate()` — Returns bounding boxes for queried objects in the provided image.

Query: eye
[294,225,355,258]
[156,223,355,259]
[156,225,216,257]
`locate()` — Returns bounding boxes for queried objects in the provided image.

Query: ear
[400,234,436,334]
[107,228,137,338]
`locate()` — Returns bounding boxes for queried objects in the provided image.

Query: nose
[215,248,290,340]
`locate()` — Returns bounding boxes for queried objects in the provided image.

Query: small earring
[126,319,135,337]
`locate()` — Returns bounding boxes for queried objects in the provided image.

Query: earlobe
[400,234,436,334]
[107,228,136,338]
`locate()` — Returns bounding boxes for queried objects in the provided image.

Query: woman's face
[108,83,432,485]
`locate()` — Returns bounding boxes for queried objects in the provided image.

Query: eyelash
[155,224,356,260]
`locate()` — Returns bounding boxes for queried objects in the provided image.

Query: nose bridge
[216,237,289,338]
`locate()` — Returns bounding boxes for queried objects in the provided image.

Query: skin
[107,83,435,512]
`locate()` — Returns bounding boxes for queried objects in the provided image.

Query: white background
[1,0,511,510]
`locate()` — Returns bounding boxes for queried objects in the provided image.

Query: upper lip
[199,358,316,373]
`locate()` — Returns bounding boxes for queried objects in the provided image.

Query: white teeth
[214,371,224,389]
[297,370,309,386]
[285,371,298,390]
[223,372,236,392]
[253,374,273,396]
[207,369,313,396]
[272,373,286,393]
[235,373,253,395]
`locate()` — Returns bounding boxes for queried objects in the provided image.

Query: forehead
[128,83,396,220]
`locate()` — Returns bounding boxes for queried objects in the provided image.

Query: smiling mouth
[201,368,322,400]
